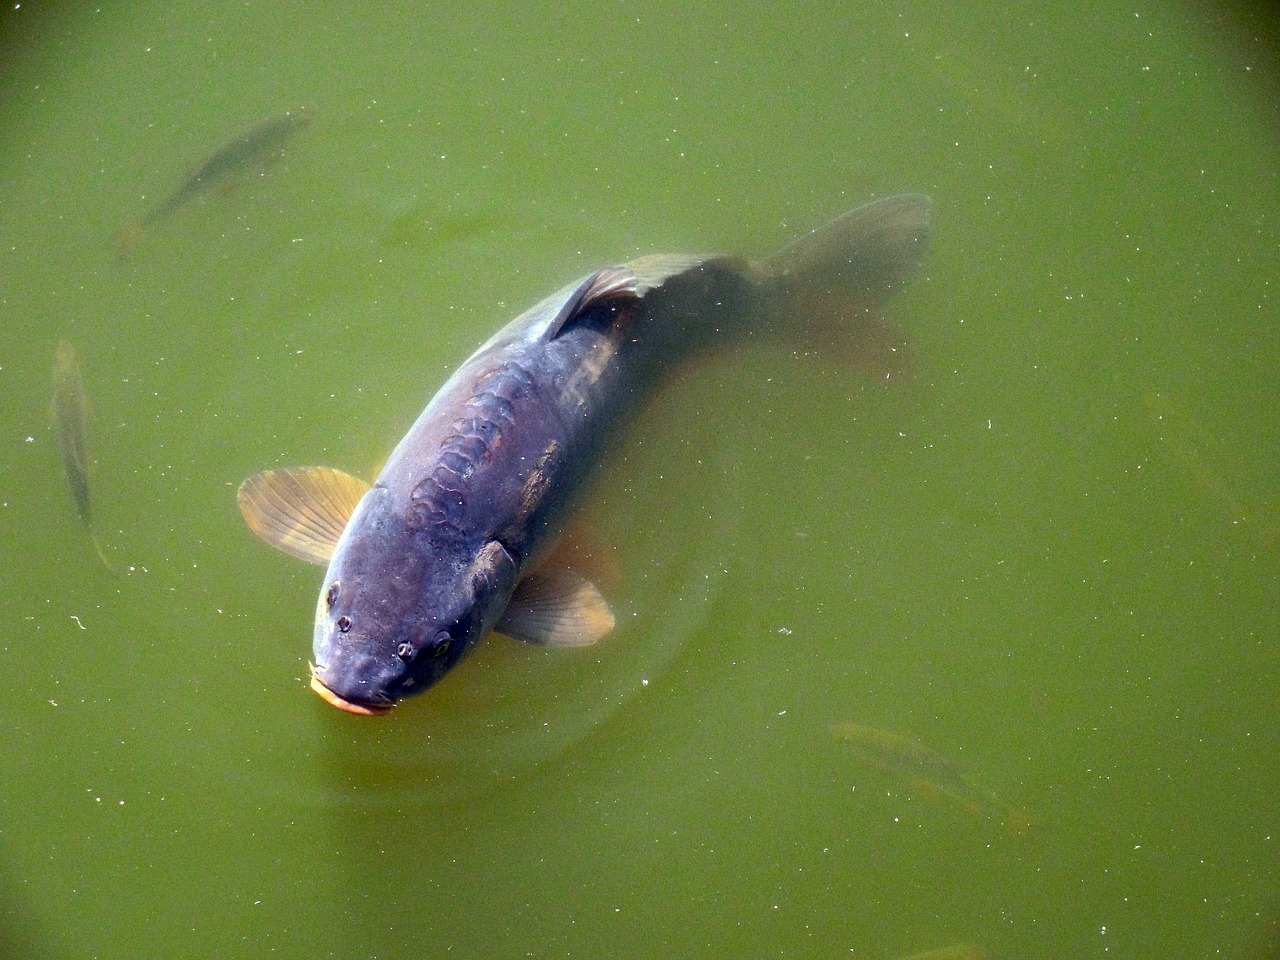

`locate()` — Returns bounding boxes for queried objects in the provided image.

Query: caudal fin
[755,193,932,371]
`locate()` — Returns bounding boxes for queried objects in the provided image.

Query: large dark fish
[239,194,932,715]
[52,341,113,571]
[114,106,315,256]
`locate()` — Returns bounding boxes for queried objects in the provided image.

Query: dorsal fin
[237,466,370,565]
[544,267,640,340]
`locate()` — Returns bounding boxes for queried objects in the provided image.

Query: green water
[2,2,1277,958]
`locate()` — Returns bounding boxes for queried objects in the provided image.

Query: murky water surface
[2,3,1276,957]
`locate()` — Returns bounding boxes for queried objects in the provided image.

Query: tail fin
[755,194,932,371]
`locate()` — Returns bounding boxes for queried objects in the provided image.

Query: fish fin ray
[759,194,932,300]
[534,522,622,595]
[755,194,931,374]
[621,253,727,294]
[237,467,369,565]
[544,267,640,340]
[497,566,615,647]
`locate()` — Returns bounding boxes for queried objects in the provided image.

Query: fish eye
[326,581,340,607]
[336,615,352,633]
[396,641,413,660]
[430,630,452,657]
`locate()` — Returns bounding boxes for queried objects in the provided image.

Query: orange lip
[308,668,393,716]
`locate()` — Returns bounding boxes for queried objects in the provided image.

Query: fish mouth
[308,664,394,716]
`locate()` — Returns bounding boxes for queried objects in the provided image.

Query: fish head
[309,487,519,715]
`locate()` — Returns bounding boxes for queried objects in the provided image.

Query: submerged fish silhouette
[832,722,1037,831]
[240,195,932,715]
[894,945,990,960]
[113,106,315,257]
[52,341,113,571]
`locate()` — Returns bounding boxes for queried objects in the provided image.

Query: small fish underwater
[831,722,1038,831]
[239,194,932,715]
[113,105,315,257]
[52,341,114,572]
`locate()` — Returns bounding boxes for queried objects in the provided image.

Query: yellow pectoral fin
[497,566,616,648]
[237,466,370,565]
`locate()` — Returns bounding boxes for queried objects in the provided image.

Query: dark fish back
[52,342,93,526]
[125,106,315,237]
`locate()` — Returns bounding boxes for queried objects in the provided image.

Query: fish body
[831,722,976,798]
[832,722,1036,829]
[53,342,92,525]
[52,342,112,570]
[240,195,932,714]
[895,946,990,960]
[115,106,314,255]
